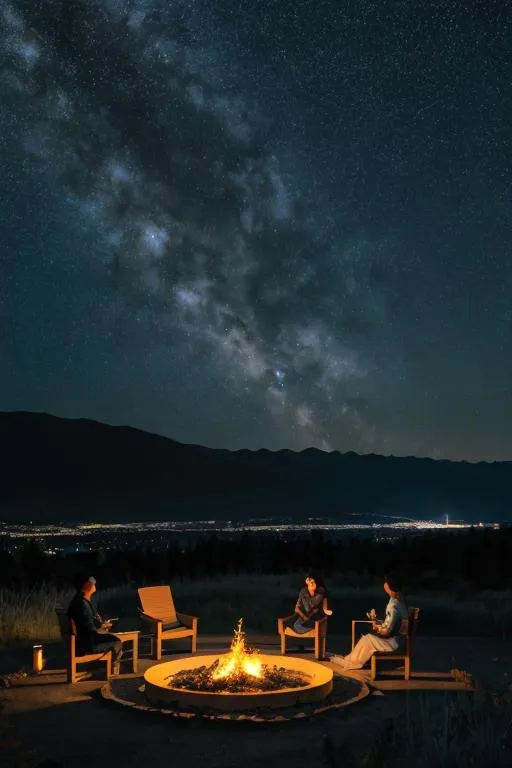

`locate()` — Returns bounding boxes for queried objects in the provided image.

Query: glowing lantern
[32,644,44,673]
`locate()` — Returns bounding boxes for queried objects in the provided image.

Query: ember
[166,619,310,693]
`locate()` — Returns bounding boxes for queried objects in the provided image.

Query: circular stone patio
[101,667,369,723]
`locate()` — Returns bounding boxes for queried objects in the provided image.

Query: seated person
[329,573,407,670]
[285,572,332,634]
[68,574,122,675]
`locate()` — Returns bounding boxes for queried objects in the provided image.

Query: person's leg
[293,618,313,633]
[92,634,123,673]
[331,634,397,670]
[284,615,299,629]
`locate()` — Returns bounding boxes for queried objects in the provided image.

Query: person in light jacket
[329,573,407,670]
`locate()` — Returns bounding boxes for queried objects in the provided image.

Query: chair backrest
[406,607,420,654]
[138,585,177,624]
[398,617,409,636]
[55,607,77,659]
[55,607,76,637]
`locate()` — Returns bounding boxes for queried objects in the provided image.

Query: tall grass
[0,584,134,645]
[0,585,70,644]
[357,692,512,768]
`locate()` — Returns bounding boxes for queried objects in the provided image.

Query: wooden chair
[277,613,328,660]
[55,608,112,683]
[137,586,199,661]
[370,607,420,681]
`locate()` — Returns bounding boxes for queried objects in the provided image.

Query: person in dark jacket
[68,574,122,675]
[286,572,332,634]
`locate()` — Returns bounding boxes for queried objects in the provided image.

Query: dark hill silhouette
[0,410,511,523]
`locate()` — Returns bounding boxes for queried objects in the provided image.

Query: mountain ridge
[1,410,511,523]
[3,409,509,465]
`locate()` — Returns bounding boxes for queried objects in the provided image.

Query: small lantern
[32,644,44,673]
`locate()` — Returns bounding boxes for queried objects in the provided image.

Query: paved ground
[0,634,510,768]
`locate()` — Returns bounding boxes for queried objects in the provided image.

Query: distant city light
[0,516,502,546]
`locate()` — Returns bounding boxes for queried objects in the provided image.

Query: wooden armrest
[315,615,328,637]
[351,619,373,650]
[277,615,295,632]
[176,612,198,628]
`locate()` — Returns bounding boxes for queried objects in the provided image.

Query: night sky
[1,0,511,461]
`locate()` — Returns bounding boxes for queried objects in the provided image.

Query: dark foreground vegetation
[326,691,512,768]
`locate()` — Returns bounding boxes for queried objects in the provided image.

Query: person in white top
[329,574,408,670]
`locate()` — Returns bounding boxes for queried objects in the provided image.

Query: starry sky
[1,0,511,461]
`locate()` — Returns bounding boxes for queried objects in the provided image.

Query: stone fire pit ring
[102,669,369,723]
[144,654,333,712]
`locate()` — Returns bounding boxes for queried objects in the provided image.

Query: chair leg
[133,635,139,674]
[370,655,377,681]
[191,632,197,654]
[67,638,75,683]
[280,632,286,655]
[105,653,112,679]
[314,633,320,660]
[404,657,410,681]
[155,635,162,661]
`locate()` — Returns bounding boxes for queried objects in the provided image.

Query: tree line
[1,526,511,591]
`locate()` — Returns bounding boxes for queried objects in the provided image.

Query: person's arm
[303,589,326,618]
[307,591,325,614]
[294,592,309,621]
[76,599,97,634]
[90,598,105,627]
[374,602,398,638]
[322,597,333,616]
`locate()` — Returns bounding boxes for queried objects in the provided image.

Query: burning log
[167,659,310,693]
[165,619,311,693]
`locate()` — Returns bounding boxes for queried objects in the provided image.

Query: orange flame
[211,618,262,680]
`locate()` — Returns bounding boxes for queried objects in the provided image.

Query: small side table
[351,620,373,650]
[115,630,140,674]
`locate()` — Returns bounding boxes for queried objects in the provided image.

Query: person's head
[305,571,327,595]
[73,573,97,598]
[384,573,402,596]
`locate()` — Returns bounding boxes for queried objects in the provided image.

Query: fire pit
[144,619,333,712]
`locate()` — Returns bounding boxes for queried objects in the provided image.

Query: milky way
[1,0,511,459]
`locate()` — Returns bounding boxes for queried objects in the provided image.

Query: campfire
[166,619,310,693]
[144,618,333,711]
